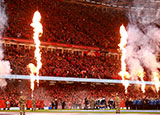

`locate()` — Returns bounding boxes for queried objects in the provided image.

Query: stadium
[0,0,160,114]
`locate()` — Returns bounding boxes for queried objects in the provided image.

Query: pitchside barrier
[0,75,154,85]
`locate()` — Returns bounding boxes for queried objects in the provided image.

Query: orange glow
[118,25,130,94]
[137,70,145,93]
[28,63,36,74]
[28,63,36,94]
[119,71,130,79]
[29,11,43,96]
[30,11,43,84]
[153,72,160,92]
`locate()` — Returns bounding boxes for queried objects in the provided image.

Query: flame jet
[29,11,43,97]
[118,25,130,94]
[153,72,160,92]
[137,70,145,93]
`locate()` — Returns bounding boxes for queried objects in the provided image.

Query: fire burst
[28,63,36,97]
[118,25,130,94]
[153,72,160,92]
[138,70,145,93]
[29,11,43,96]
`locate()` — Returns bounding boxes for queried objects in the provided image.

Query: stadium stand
[0,80,159,109]
[3,43,121,79]
[4,0,128,49]
[0,0,159,111]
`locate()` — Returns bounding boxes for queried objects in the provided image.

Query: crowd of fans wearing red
[3,45,121,79]
[4,0,128,49]
[2,0,130,80]
[2,0,159,110]
[2,44,159,109]
[0,80,159,108]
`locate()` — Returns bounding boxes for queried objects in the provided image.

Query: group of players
[84,93,121,113]
[19,92,121,115]
[125,97,160,110]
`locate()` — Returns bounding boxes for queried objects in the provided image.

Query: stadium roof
[80,0,160,9]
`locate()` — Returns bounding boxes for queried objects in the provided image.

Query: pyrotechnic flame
[28,11,43,97]
[30,71,35,97]
[122,80,129,94]
[153,72,160,92]
[28,63,36,97]
[137,70,145,93]
[28,63,36,74]
[30,11,43,85]
[118,25,130,94]
[119,71,130,79]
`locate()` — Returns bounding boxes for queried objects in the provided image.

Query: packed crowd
[3,44,121,79]
[4,0,128,49]
[0,80,159,109]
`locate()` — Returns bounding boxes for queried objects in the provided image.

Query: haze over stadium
[0,0,160,114]
[0,0,11,87]
[126,0,160,93]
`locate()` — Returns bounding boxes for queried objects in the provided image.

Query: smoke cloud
[0,0,11,87]
[126,0,160,81]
